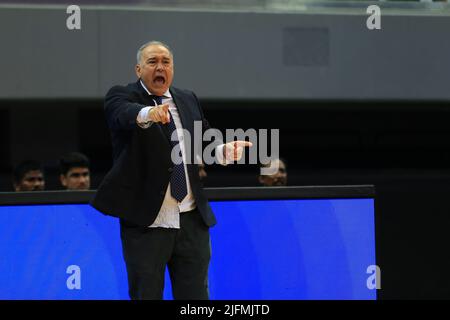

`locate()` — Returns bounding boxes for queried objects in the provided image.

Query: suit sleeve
[104,85,147,131]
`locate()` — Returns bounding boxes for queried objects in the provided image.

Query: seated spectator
[258,158,288,186]
[12,160,45,191]
[59,152,91,190]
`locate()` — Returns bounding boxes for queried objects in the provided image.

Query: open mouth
[153,75,166,85]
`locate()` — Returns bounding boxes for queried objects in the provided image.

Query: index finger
[234,140,253,148]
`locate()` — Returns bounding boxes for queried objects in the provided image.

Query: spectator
[59,152,91,190]
[12,160,45,191]
[258,158,288,186]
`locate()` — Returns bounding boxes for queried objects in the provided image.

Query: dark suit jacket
[90,80,217,227]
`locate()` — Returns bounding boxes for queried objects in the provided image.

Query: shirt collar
[139,79,171,98]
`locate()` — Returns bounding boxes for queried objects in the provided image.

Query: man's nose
[156,62,164,71]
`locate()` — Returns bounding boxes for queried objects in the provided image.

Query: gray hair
[136,40,173,65]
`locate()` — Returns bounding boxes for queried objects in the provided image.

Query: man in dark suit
[91,41,251,300]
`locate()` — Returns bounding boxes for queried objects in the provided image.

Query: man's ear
[135,64,141,78]
[60,174,67,187]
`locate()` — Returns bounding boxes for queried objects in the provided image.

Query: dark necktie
[153,95,188,203]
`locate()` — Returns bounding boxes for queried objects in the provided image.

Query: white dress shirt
[136,80,226,229]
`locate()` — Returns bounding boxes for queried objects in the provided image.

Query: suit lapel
[170,87,194,135]
[136,79,154,104]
